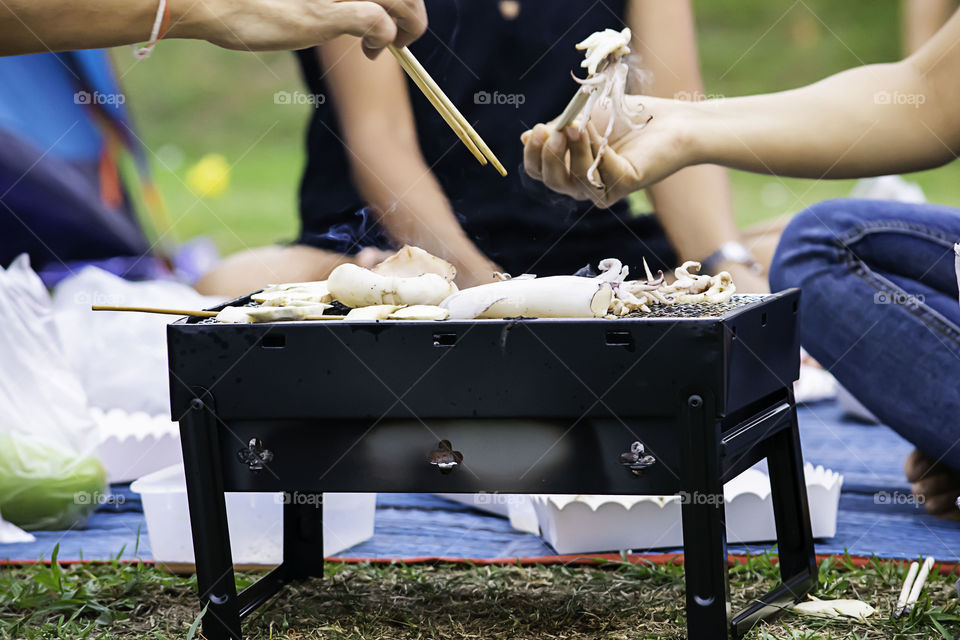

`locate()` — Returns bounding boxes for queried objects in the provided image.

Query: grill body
[168,290,816,639]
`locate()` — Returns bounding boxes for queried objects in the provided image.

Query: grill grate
[198,294,767,324]
[625,294,766,319]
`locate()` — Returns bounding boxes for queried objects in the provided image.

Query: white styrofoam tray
[529,463,842,554]
[93,408,182,484]
[131,464,376,564]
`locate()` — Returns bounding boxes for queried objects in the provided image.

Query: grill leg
[680,393,731,639]
[282,495,325,580]
[180,395,242,640]
[769,400,817,581]
[729,397,817,637]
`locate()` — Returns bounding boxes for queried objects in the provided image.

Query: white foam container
[131,464,376,564]
[530,463,842,554]
[93,409,183,484]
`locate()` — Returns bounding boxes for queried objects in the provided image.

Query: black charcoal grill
[168,289,816,640]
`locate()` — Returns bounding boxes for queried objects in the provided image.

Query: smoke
[517,162,579,217]
[316,207,390,254]
[624,53,652,93]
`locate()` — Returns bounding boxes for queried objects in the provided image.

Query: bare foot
[904,449,960,521]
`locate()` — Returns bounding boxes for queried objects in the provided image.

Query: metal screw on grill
[238,438,273,472]
[428,439,463,475]
[620,441,656,476]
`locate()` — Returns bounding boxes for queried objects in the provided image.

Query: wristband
[700,241,763,275]
[132,0,171,59]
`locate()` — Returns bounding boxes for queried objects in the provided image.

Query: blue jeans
[770,198,960,469]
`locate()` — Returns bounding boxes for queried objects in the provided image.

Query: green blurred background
[111,0,960,256]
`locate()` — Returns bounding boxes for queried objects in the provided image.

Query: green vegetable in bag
[0,435,106,531]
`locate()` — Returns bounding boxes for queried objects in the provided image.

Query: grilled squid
[439,260,624,319]
[565,27,649,189]
[608,260,736,316]
[327,246,458,308]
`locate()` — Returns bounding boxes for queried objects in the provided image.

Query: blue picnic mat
[2,402,958,564]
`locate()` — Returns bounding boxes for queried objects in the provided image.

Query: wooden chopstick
[388,45,507,177]
[554,91,589,131]
[92,305,218,318]
[397,47,507,176]
[388,46,487,166]
[553,58,613,131]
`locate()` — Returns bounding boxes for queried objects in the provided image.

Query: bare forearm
[0,0,427,56]
[1,0,170,54]
[680,61,959,179]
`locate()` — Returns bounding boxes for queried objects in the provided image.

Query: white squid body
[327,263,457,308]
[344,304,450,321]
[440,260,623,320]
[252,281,332,306]
[216,303,330,323]
[441,276,614,319]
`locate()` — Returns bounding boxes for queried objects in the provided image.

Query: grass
[2,550,959,639]
[109,0,960,254]
[17,4,958,638]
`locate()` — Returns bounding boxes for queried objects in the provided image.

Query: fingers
[523,123,612,204]
[339,0,426,57]
[336,2,399,58]
[522,121,639,207]
[585,121,641,205]
[598,147,640,203]
[371,0,428,48]
[912,471,959,497]
[567,126,595,189]
[922,491,960,519]
[905,448,939,483]
[540,128,574,196]
[522,124,550,181]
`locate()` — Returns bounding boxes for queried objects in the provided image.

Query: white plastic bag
[0,509,35,544]
[0,255,105,530]
[52,266,221,415]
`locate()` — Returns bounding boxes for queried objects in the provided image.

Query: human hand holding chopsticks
[178,0,428,57]
[0,0,427,57]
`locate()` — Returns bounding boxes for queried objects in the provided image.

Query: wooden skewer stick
[93,305,348,321]
[554,91,589,131]
[388,46,487,166]
[553,58,612,131]
[389,45,507,177]
[92,305,218,318]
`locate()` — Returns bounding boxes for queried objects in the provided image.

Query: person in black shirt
[198,0,766,296]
